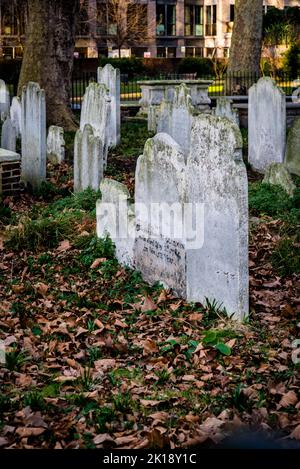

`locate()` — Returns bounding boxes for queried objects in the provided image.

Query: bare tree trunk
[228,0,263,75]
[18,0,79,130]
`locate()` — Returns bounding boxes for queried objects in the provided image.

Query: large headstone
[263,163,295,196]
[74,124,103,193]
[0,79,10,121]
[80,82,111,168]
[47,126,65,164]
[285,117,300,177]
[10,96,22,137]
[157,84,195,156]
[1,117,16,152]
[248,77,286,173]
[98,64,121,147]
[21,82,46,188]
[134,133,187,297]
[97,178,135,268]
[186,114,248,320]
[215,97,239,126]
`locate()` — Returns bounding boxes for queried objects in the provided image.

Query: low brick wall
[0,149,21,197]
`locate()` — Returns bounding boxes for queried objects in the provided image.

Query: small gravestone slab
[1,117,16,152]
[285,117,300,177]
[264,163,295,196]
[98,64,121,147]
[47,126,65,164]
[10,96,22,137]
[215,97,239,126]
[74,124,103,193]
[0,79,10,121]
[248,77,286,173]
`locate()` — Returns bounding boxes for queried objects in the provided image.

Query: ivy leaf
[215,342,232,356]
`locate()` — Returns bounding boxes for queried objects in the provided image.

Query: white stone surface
[80,82,111,168]
[74,124,103,192]
[21,82,46,188]
[0,79,10,121]
[0,148,20,163]
[156,84,195,156]
[248,77,286,173]
[47,126,65,164]
[134,133,187,297]
[215,97,239,126]
[10,96,22,137]
[186,114,249,320]
[1,117,16,152]
[98,64,121,147]
[97,178,135,268]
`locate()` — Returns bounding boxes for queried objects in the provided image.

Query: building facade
[0,0,299,60]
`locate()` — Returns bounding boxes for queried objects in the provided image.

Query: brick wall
[0,160,21,197]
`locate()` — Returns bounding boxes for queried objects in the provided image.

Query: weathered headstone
[263,163,295,196]
[186,114,249,320]
[47,126,65,164]
[248,77,286,173]
[74,124,103,193]
[215,97,239,126]
[156,84,195,156]
[1,117,16,152]
[98,64,121,147]
[80,82,111,168]
[285,117,300,177]
[97,178,135,268]
[21,82,46,188]
[292,87,300,104]
[10,96,22,137]
[134,133,187,297]
[0,79,10,121]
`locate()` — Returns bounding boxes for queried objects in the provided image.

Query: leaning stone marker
[285,117,300,177]
[215,97,239,126]
[1,117,16,152]
[10,96,22,137]
[74,124,103,193]
[0,79,10,121]
[98,64,121,147]
[80,82,111,168]
[47,126,65,164]
[157,84,196,156]
[263,163,295,196]
[21,82,46,188]
[186,114,249,320]
[248,77,286,173]
[134,133,187,297]
[97,178,135,268]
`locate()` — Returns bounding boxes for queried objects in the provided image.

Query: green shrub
[43,189,101,216]
[99,57,146,78]
[271,237,300,276]
[177,58,213,77]
[283,41,300,78]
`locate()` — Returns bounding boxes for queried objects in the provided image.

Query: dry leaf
[278,391,298,408]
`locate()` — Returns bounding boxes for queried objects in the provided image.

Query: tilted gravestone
[263,163,295,196]
[97,178,135,268]
[98,64,121,147]
[21,82,46,189]
[285,117,300,177]
[74,124,103,193]
[134,133,187,297]
[80,82,111,168]
[10,96,22,137]
[186,114,249,320]
[47,126,65,164]
[0,79,10,122]
[1,117,16,152]
[248,77,286,173]
[214,97,239,126]
[156,84,196,156]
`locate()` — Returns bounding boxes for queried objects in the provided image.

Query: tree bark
[18,0,79,130]
[228,0,264,75]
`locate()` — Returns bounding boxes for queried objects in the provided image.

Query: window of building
[77,0,90,36]
[185,4,203,36]
[0,3,25,36]
[156,3,176,36]
[205,5,217,36]
[186,46,204,57]
[230,5,235,22]
[223,48,229,58]
[157,46,176,58]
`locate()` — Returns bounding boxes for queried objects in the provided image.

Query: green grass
[271,237,300,276]
[249,182,300,221]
